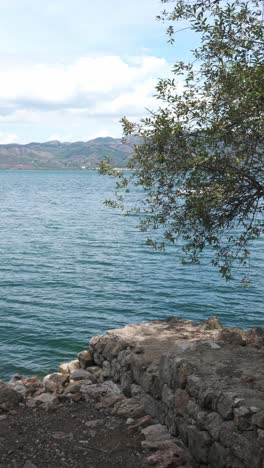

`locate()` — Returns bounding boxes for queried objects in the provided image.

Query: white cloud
[0,132,18,144]
[0,55,170,117]
[0,54,175,143]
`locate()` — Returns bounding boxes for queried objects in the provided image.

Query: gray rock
[0,385,22,411]
[208,442,228,468]
[94,393,125,409]
[112,398,145,418]
[161,384,175,409]
[204,317,223,330]
[257,429,264,446]
[70,369,92,381]
[252,409,264,429]
[128,415,155,434]
[63,382,82,394]
[8,381,27,398]
[187,426,211,463]
[78,350,94,368]
[43,373,69,393]
[102,360,111,377]
[141,423,172,449]
[34,393,59,406]
[205,411,223,440]
[58,359,79,374]
[175,389,189,416]
[23,462,38,468]
[145,443,192,468]
[217,391,237,420]
[85,419,102,428]
[81,381,121,401]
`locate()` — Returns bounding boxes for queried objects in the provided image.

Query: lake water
[0,170,263,380]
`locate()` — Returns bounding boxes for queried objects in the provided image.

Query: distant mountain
[0,137,137,169]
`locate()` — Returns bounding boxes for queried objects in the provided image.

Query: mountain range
[0,137,136,169]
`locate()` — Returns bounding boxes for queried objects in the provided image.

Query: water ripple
[0,170,263,379]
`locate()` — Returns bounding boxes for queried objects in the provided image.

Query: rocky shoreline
[0,316,264,468]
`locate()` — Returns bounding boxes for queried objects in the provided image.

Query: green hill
[0,137,136,169]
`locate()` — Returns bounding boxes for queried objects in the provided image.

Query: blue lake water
[0,170,263,379]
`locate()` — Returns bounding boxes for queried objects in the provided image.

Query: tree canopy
[99,0,264,281]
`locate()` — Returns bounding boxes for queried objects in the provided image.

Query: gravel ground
[0,400,146,468]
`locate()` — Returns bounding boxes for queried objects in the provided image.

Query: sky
[0,0,197,144]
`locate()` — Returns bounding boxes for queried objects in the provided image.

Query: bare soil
[0,400,146,468]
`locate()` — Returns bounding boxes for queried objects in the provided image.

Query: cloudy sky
[0,0,197,144]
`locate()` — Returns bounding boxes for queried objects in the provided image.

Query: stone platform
[90,317,264,468]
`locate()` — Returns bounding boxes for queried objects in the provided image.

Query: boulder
[78,350,94,368]
[70,369,93,381]
[43,373,69,393]
[58,359,79,374]
[63,382,82,394]
[204,317,223,330]
[0,384,22,411]
[145,443,192,468]
[21,376,43,396]
[142,424,172,449]
[33,392,59,407]
[112,398,145,418]
[81,381,121,401]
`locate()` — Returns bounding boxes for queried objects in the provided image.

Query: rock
[145,444,191,468]
[174,389,189,416]
[81,381,121,401]
[95,393,125,409]
[0,414,7,420]
[219,422,263,468]
[70,369,93,381]
[34,393,59,407]
[208,442,228,468]
[84,366,104,383]
[217,392,237,420]
[102,360,111,377]
[187,426,211,464]
[142,424,172,446]
[21,377,43,396]
[78,350,94,368]
[43,373,69,393]
[85,419,102,428]
[58,359,80,374]
[221,328,247,346]
[63,382,82,394]
[8,381,27,397]
[112,398,145,418]
[126,418,134,425]
[204,317,223,330]
[0,385,22,411]
[205,412,223,440]
[245,327,264,348]
[23,462,38,468]
[257,429,264,446]
[161,384,175,409]
[252,409,264,429]
[234,406,253,431]
[128,415,155,434]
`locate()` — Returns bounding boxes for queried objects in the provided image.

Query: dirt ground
[0,400,146,468]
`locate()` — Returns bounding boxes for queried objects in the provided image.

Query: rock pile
[89,317,264,468]
[1,316,264,468]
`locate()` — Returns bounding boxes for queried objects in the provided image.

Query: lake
[0,170,263,379]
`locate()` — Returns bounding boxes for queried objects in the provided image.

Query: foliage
[99,0,264,281]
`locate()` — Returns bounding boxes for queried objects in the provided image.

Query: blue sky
[0,0,197,144]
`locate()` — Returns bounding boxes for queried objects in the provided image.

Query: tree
[99,0,264,281]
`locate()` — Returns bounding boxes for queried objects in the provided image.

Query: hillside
[0,137,136,169]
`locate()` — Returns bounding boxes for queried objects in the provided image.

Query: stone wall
[89,317,264,468]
